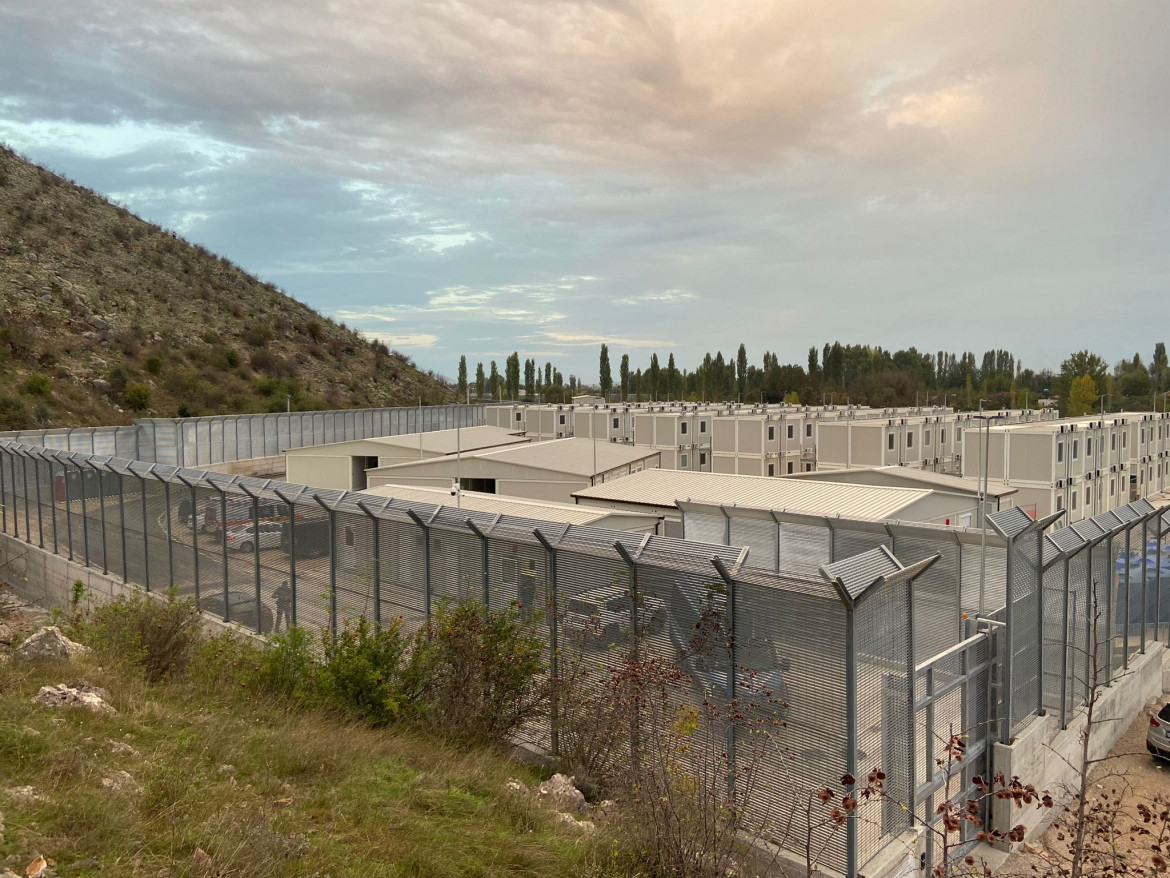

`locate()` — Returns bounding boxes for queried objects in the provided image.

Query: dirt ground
[1005,687,1170,875]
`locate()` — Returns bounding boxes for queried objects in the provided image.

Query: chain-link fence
[0,439,953,875]
[0,404,485,467]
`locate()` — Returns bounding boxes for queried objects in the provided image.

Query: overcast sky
[2,1,1168,381]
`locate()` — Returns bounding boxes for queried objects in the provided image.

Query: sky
[2,1,1168,383]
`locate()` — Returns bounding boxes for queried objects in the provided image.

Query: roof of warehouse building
[284,424,528,455]
[784,465,1018,498]
[571,469,934,520]
[371,437,660,477]
[361,483,657,525]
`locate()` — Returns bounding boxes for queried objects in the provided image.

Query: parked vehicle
[224,522,283,552]
[198,590,274,634]
[281,517,331,560]
[561,584,666,647]
[1147,702,1170,761]
[200,497,290,534]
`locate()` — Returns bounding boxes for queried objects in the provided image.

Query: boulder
[13,627,90,663]
[33,683,116,716]
[100,771,140,794]
[537,774,586,813]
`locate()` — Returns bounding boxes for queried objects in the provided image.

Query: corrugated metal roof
[360,483,655,526]
[375,437,660,477]
[289,425,528,456]
[572,469,933,520]
[788,465,1018,498]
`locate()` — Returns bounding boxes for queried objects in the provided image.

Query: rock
[101,770,141,794]
[88,317,110,331]
[504,778,527,795]
[33,684,116,716]
[552,811,595,832]
[90,379,109,391]
[537,774,586,813]
[5,786,43,806]
[107,739,140,758]
[13,627,90,662]
[217,764,236,776]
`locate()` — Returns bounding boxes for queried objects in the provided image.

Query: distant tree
[524,358,536,399]
[619,354,630,401]
[649,353,660,401]
[736,343,748,402]
[666,352,677,400]
[489,360,501,400]
[505,352,521,400]
[569,374,578,393]
[1067,374,1099,417]
[475,362,486,399]
[808,346,819,380]
[457,356,468,399]
[598,344,612,399]
[634,368,643,402]
[1153,342,1169,393]
[553,369,563,386]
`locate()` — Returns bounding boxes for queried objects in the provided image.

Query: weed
[78,590,202,682]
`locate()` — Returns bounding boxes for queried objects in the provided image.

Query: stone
[5,786,43,806]
[552,811,595,832]
[217,764,236,776]
[537,773,586,813]
[33,684,116,716]
[13,627,90,662]
[107,739,140,758]
[100,771,141,794]
[504,778,527,795]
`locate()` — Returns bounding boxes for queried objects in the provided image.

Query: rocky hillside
[0,145,453,430]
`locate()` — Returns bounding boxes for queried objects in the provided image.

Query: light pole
[975,399,1000,615]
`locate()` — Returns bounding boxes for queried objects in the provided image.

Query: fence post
[356,499,391,630]
[407,508,434,636]
[1158,516,1165,645]
[35,451,59,554]
[313,495,338,640]
[1001,532,1014,743]
[712,556,738,802]
[209,484,231,622]
[274,487,302,630]
[466,517,495,613]
[1059,554,1071,728]
[614,539,643,776]
[84,459,109,575]
[1123,523,1132,670]
[0,445,7,535]
[534,527,562,756]
[135,467,152,592]
[1141,512,1150,654]
[23,449,44,549]
[104,463,129,583]
[19,449,30,542]
[239,483,266,634]
[175,474,201,601]
[844,601,858,878]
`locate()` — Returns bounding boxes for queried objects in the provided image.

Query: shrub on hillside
[20,373,52,397]
[319,617,412,725]
[407,600,546,746]
[124,382,151,411]
[78,591,201,683]
[0,395,33,430]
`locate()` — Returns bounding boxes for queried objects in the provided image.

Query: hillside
[0,145,453,430]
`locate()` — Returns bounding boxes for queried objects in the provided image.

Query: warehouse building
[572,468,982,537]
[283,425,529,491]
[359,483,662,533]
[365,437,662,504]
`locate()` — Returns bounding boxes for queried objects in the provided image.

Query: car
[561,585,666,648]
[224,522,283,552]
[1147,702,1170,761]
[198,590,274,634]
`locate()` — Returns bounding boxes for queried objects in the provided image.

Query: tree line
[455,342,1169,414]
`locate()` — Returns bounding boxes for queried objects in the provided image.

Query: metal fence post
[84,459,109,574]
[239,483,267,634]
[534,527,562,756]
[1059,555,1071,728]
[23,449,45,549]
[19,449,30,541]
[712,556,739,801]
[1001,533,1014,743]
[0,445,7,535]
[844,602,858,878]
[134,469,150,592]
[35,451,58,554]
[73,454,89,566]
[103,463,128,583]
[274,487,303,630]
[407,508,433,636]
[1141,512,1150,653]
[175,474,200,601]
[466,517,495,613]
[314,495,338,639]
[357,499,392,630]
[1036,524,1045,716]
[1158,516,1165,645]
[209,484,231,621]
[1123,524,1132,669]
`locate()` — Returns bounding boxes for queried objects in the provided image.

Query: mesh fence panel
[778,520,831,577]
[892,533,961,660]
[376,515,426,633]
[729,516,776,570]
[1009,534,1041,735]
[289,499,333,639]
[334,509,377,631]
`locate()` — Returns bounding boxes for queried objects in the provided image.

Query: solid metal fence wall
[0,404,486,468]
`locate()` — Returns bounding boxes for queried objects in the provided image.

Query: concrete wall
[286,454,355,491]
[990,644,1166,846]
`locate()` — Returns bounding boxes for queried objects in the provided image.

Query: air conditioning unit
[1056,479,1064,488]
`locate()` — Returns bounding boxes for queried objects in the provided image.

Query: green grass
[0,652,613,877]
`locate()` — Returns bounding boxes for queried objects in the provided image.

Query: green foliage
[144,355,163,374]
[319,617,413,725]
[0,395,33,429]
[124,382,151,410]
[1067,374,1099,417]
[77,590,202,683]
[20,372,52,397]
[409,600,546,746]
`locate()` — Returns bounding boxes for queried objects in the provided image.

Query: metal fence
[0,404,485,468]
[0,439,951,875]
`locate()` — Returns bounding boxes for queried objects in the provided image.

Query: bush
[79,591,202,683]
[144,355,162,374]
[0,395,33,430]
[20,373,52,397]
[124,382,151,410]
[319,617,411,725]
[408,599,546,746]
